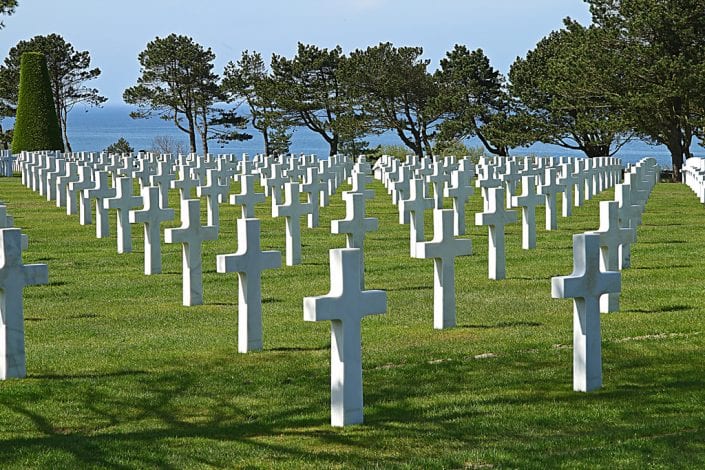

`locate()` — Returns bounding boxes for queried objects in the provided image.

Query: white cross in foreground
[304,248,386,427]
[165,199,218,306]
[551,233,621,392]
[413,209,472,329]
[217,218,281,353]
[0,228,48,379]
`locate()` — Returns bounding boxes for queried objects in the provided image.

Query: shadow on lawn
[0,351,703,467]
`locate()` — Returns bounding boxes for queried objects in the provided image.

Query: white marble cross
[511,175,543,250]
[413,209,472,329]
[557,163,576,217]
[104,177,142,254]
[400,178,434,256]
[265,163,288,208]
[349,169,375,202]
[56,162,79,209]
[273,182,312,266]
[83,170,115,239]
[475,187,517,280]
[588,201,635,312]
[165,198,218,306]
[197,168,229,229]
[129,186,175,275]
[552,232,621,392]
[426,162,448,209]
[0,228,49,379]
[615,183,641,269]
[332,192,378,250]
[230,174,265,219]
[303,248,386,426]
[300,167,321,228]
[67,165,94,218]
[443,169,474,236]
[538,168,564,230]
[171,165,198,201]
[149,161,174,209]
[216,218,281,352]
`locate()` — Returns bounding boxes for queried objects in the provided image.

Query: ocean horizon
[3,103,702,168]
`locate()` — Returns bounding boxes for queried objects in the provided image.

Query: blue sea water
[4,104,703,168]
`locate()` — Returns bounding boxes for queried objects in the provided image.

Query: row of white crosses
[682,157,705,204]
[374,154,623,282]
[0,150,13,176]
[0,202,48,380]
[16,151,356,307]
[552,158,659,392]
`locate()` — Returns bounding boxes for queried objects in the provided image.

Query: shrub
[11,52,63,153]
[105,137,134,155]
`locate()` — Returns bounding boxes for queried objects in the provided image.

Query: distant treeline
[1,0,703,179]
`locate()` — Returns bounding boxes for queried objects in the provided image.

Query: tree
[11,52,63,153]
[105,137,134,155]
[0,0,17,29]
[586,0,705,179]
[0,34,106,152]
[436,45,518,156]
[509,21,633,158]
[345,42,442,157]
[271,43,363,156]
[223,50,292,156]
[124,34,250,155]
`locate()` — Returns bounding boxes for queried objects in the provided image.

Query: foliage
[222,50,291,156]
[104,137,134,155]
[0,33,106,151]
[124,34,249,155]
[585,0,705,178]
[432,139,485,161]
[2,173,705,467]
[509,21,632,158]
[271,43,363,156]
[436,45,517,156]
[11,52,63,153]
[345,42,442,157]
[0,0,17,28]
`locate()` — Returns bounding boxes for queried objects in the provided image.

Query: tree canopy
[124,34,249,155]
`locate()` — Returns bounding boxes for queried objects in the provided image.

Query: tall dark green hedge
[11,52,63,153]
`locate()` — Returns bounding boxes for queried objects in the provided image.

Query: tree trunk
[187,116,197,154]
[328,134,338,156]
[666,124,684,182]
[262,127,270,156]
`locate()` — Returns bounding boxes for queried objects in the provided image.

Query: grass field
[0,172,704,469]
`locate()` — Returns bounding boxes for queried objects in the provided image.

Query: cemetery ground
[1,174,705,468]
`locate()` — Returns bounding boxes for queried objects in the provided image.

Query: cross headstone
[426,162,448,209]
[69,165,95,222]
[538,168,564,230]
[165,199,218,306]
[265,163,288,208]
[196,168,229,229]
[443,169,474,236]
[557,163,576,217]
[230,174,265,218]
[413,209,472,329]
[273,182,312,266]
[400,178,434,256]
[331,192,378,287]
[511,175,543,250]
[149,160,174,209]
[300,167,321,228]
[171,165,198,201]
[615,183,641,269]
[475,187,517,280]
[216,218,281,352]
[0,228,48,379]
[551,232,621,392]
[303,248,386,426]
[83,170,115,239]
[0,206,28,251]
[129,186,175,275]
[588,201,634,312]
[104,177,142,254]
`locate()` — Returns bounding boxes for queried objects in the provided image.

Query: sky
[0,0,593,104]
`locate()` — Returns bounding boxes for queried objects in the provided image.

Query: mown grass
[0,172,704,469]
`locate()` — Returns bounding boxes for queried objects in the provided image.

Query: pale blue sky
[0,0,592,103]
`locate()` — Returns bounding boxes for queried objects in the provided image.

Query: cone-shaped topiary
[11,52,63,153]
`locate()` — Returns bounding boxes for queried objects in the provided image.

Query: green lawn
[0,173,704,469]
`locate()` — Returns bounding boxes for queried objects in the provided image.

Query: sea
[4,104,703,168]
